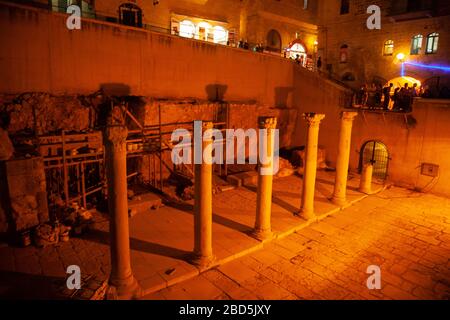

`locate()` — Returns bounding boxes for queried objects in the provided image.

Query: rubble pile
[28,202,93,248]
[275,158,295,178]
[290,147,329,172]
[59,202,94,236]
[32,223,69,247]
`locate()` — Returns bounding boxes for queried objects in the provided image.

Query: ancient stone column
[332,112,358,206]
[192,121,215,268]
[298,113,325,220]
[104,124,140,300]
[252,117,277,241]
[359,163,373,194]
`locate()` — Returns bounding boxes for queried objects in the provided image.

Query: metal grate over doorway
[359,141,389,180]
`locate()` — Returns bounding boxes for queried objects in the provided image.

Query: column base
[359,187,372,195]
[331,196,348,207]
[189,253,215,269]
[106,275,142,300]
[250,229,273,241]
[296,209,316,221]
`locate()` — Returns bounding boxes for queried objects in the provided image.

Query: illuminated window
[303,0,308,9]
[179,20,195,38]
[410,34,423,55]
[383,40,394,56]
[426,32,439,54]
[197,22,212,41]
[51,0,76,13]
[289,43,307,65]
[213,26,228,45]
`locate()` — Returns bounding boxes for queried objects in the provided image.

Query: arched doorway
[266,29,282,53]
[287,39,307,65]
[359,141,389,180]
[119,3,143,28]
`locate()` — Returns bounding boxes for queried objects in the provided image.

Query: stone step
[128,192,163,217]
[226,171,258,187]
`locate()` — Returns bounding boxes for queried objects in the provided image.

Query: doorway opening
[359,141,389,180]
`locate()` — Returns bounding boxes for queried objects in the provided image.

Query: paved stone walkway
[143,187,450,300]
[1,171,374,298]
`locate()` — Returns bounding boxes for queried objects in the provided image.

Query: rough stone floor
[0,172,449,299]
[143,187,450,300]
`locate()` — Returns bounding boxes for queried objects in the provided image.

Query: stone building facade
[23,0,449,89]
[25,0,320,58]
[317,0,450,90]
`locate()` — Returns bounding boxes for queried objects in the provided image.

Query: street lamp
[396,52,405,62]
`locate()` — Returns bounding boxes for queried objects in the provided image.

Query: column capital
[258,116,277,129]
[303,113,325,126]
[341,111,358,121]
[196,121,214,131]
[104,125,128,146]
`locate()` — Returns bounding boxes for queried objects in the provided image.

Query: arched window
[383,40,394,56]
[266,29,282,52]
[340,44,348,63]
[197,22,212,41]
[179,20,195,38]
[426,32,439,54]
[119,3,142,28]
[213,26,228,45]
[410,34,423,55]
[359,141,389,180]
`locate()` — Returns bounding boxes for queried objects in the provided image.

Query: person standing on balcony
[412,83,419,97]
[383,83,393,110]
[392,87,401,111]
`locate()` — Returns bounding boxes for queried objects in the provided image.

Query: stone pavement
[143,187,450,300]
[0,171,389,299]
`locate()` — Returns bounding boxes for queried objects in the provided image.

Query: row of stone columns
[297,111,358,220]
[191,118,279,267]
[103,111,363,298]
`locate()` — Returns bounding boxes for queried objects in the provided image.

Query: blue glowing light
[401,62,405,77]
[404,61,450,72]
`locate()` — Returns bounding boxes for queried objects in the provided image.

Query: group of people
[292,54,322,72]
[355,82,422,112]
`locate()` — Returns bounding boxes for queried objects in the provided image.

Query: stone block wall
[0,157,49,233]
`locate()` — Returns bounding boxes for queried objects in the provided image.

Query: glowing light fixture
[386,76,421,88]
[396,53,405,61]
